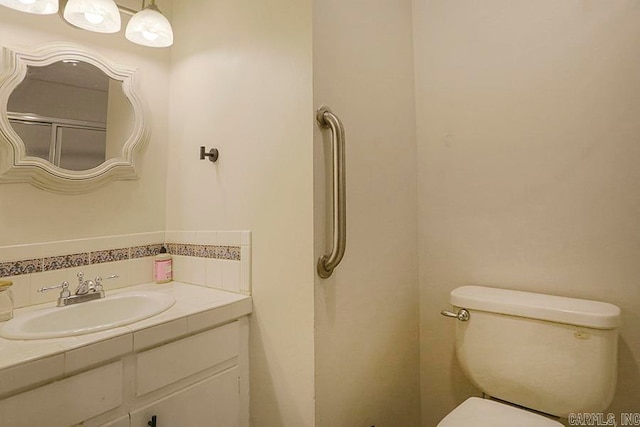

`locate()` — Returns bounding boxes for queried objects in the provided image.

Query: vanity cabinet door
[129,366,240,427]
[136,321,240,396]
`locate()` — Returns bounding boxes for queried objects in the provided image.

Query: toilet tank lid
[450,286,621,329]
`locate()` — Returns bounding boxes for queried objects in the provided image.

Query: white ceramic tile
[83,235,131,252]
[65,334,132,374]
[163,230,180,244]
[194,231,217,245]
[217,231,241,246]
[0,354,64,396]
[205,258,222,289]
[0,243,42,263]
[167,231,196,244]
[240,230,251,246]
[190,257,207,286]
[133,318,188,351]
[128,231,165,247]
[40,239,89,258]
[171,255,190,283]
[127,257,153,286]
[155,282,237,308]
[240,246,251,295]
[229,299,253,319]
[0,338,68,371]
[30,270,68,305]
[6,275,30,309]
[187,306,233,333]
[221,260,241,293]
[61,326,132,353]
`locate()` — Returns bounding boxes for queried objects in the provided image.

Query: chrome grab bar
[316,106,346,279]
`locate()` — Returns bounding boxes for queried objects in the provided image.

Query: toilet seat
[437,397,564,427]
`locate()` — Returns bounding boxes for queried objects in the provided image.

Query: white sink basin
[0,291,175,340]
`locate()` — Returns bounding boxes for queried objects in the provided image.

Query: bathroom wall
[0,2,171,247]
[0,3,171,317]
[313,0,420,425]
[166,0,315,425]
[414,1,640,425]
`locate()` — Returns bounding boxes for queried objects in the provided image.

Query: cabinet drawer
[136,321,240,396]
[0,361,123,426]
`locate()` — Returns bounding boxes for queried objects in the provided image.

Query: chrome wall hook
[200,146,219,162]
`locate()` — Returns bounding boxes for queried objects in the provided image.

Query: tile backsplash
[0,230,251,309]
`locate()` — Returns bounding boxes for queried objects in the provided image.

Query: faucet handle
[38,281,69,294]
[60,281,71,298]
[37,281,71,298]
[94,274,119,293]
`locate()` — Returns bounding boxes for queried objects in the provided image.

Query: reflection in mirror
[7,61,134,171]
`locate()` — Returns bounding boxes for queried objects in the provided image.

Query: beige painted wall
[166,0,315,425]
[0,5,170,246]
[313,0,420,425]
[414,1,640,425]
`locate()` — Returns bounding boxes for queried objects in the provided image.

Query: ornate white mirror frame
[0,42,149,194]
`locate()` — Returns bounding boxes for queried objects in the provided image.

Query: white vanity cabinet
[125,321,246,427]
[129,368,241,427]
[0,361,124,426]
[0,284,251,427]
[82,318,249,427]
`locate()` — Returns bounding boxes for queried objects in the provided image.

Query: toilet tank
[450,286,621,418]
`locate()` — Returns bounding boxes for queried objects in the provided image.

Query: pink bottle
[153,246,172,283]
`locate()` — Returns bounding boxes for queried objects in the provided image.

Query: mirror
[8,61,134,171]
[0,42,148,193]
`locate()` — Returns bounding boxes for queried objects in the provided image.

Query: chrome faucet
[75,272,93,295]
[38,272,118,307]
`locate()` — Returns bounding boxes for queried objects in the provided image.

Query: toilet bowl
[438,285,621,426]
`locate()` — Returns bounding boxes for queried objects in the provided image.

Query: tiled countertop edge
[0,282,252,398]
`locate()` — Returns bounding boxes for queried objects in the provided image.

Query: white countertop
[0,282,252,396]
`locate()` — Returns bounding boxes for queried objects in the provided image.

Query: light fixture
[63,0,120,33]
[125,0,173,48]
[5,0,172,48]
[0,0,58,14]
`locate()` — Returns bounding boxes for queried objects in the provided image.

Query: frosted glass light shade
[125,7,173,47]
[63,0,120,33]
[0,0,58,14]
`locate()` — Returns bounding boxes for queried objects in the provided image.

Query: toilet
[438,285,621,426]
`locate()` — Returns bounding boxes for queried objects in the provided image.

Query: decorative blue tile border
[0,242,241,278]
